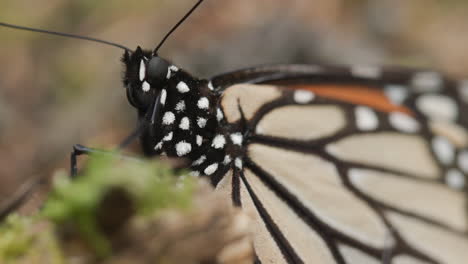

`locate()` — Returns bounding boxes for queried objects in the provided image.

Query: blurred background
[2,0,468,209]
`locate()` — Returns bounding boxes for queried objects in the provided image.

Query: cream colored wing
[214,83,468,264]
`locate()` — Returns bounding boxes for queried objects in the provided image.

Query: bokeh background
[2,0,468,208]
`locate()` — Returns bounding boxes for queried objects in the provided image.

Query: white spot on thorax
[457,150,468,173]
[160,89,167,105]
[197,117,207,128]
[445,169,465,190]
[411,72,442,92]
[355,106,378,131]
[217,108,224,121]
[179,117,190,130]
[175,100,186,112]
[176,81,190,93]
[235,158,243,169]
[192,155,206,166]
[432,136,455,165]
[389,112,420,133]
[223,155,232,164]
[212,134,226,149]
[142,81,150,92]
[416,94,458,121]
[204,163,219,175]
[166,65,179,79]
[154,141,163,150]
[350,65,381,79]
[162,111,175,125]
[162,132,173,141]
[293,90,315,104]
[196,135,203,146]
[384,85,408,105]
[208,81,214,90]
[197,97,210,109]
[175,141,192,156]
[139,59,146,81]
[230,133,243,145]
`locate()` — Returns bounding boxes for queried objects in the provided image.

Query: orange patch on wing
[289,84,413,115]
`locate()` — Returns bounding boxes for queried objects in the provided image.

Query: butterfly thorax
[122,47,242,177]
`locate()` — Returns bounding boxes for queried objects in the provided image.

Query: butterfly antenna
[153,0,204,54]
[0,22,132,52]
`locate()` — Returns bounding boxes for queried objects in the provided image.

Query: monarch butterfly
[2,1,468,263]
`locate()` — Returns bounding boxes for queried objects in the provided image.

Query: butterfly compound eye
[147,56,170,80]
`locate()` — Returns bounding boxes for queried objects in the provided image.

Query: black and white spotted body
[123,47,244,177]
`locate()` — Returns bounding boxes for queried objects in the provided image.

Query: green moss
[42,154,195,258]
[0,215,34,261]
[0,215,64,263]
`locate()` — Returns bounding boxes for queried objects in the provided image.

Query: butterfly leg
[70,144,105,177]
[70,115,151,177]
[70,142,147,177]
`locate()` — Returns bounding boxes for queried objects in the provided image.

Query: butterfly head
[122,46,173,111]
[122,45,220,159]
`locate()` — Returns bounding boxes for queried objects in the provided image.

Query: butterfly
[124,48,468,263]
[2,1,468,263]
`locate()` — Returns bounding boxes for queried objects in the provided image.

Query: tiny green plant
[41,154,195,258]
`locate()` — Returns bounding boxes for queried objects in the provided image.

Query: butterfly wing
[211,66,468,263]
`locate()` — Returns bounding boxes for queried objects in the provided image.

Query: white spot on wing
[197,97,210,109]
[175,141,191,156]
[162,111,175,125]
[411,72,442,92]
[389,112,420,133]
[445,169,465,190]
[197,117,207,128]
[139,60,146,81]
[293,90,315,104]
[350,65,381,79]
[416,94,458,121]
[212,134,226,149]
[160,89,167,105]
[142,81,150,92]
[230,133,243,145]
[179,117,190,130]
[432,136,455,165]
[355,106,378,131]
[384,84,408,105]
[204,163,218,175]
[176,81,190,93]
